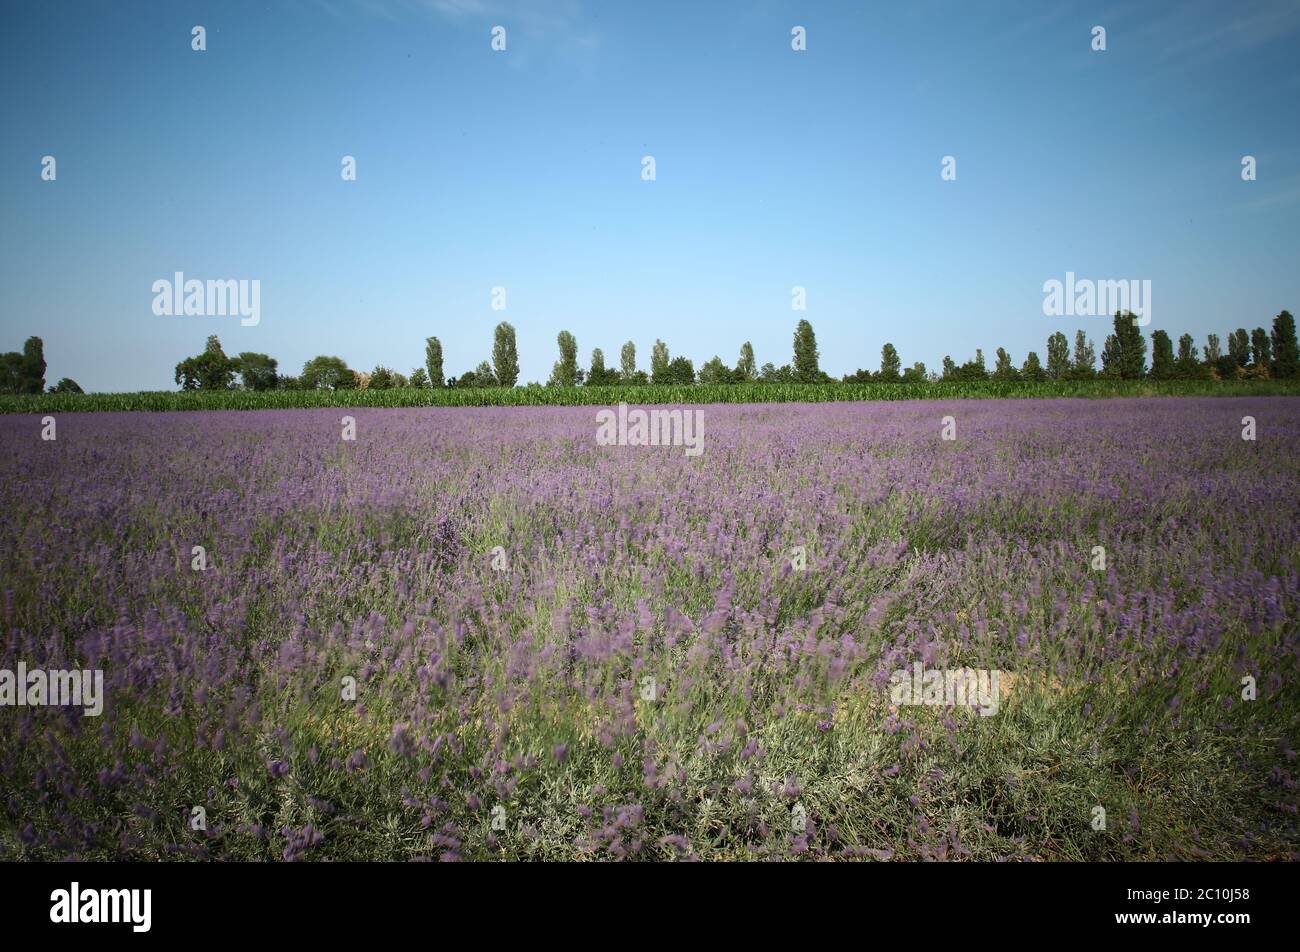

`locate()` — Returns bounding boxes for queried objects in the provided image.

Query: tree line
[170,310,1297,394]
[0,337,81,395]
[11,310,1295,396]
[915,310,1298,384]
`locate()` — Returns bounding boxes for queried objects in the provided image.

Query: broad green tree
[237,352,278,391]
[176,335,239,390]
[698,356,730,385]
[301,355,355,390]
[665,356,695,385]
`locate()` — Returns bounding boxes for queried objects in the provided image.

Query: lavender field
[2,398,1298,861]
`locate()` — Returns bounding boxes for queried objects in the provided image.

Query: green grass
[5,377,1300,413]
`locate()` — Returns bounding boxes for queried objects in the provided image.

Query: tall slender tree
[1071,329,1096,378]
[1250,327,1272,370]
[1021,351,1046,381]
[620,341,637,378]
[1149,330,1175,380]
[879,342,901,381]
[492,322,519,387]
[1228,328,1251,368]
[1174,334,1203,378]
[1100,334,1122,378]
[793,320,820,383]
[650,340,670,384]
[1045,331,1070,380]
[993,347,1018,380]
[549,330,578,387]
[1113,311,1147,379]
[20,336,45,394]
[425,336,445,388]
[737,341,757,381]
[1271,310,1298,378]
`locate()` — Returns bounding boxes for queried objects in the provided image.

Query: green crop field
[4,378,1299,413]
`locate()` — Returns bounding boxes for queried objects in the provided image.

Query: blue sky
[2,0,1298,391]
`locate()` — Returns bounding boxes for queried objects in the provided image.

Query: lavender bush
[1,398,1297,860]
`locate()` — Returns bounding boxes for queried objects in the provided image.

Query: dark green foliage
[1071,330,1096,379]
[425,337,444,389]
[1100,334,1121,379]
[737,342,757,381]
[549,331,578,387]
[696,356,731,386]
[0,352,24,394]
[492,322,519,387]
[665,356,695,385]
[993,347,1018,380]
[1021,351,1046,382]
[878,342,901,382]
[237,352,279,391]
[1149,330,1175,380]
[1046,332,1070,380]
[760,363,793,383]
[1174,334,1207,379]
[1112,311,1147,379]
[8,377,1300,413]
[21,337,45,394]
[1272,310,1298,378]
[587,348,620,386]
[1250,328,1271,370]
[301,355,356,390]
[1228,328,1251,368]
[902,361,927,383]
[650,340,670,384]
[453,361,499,389]
[793,320,819,383]
[175,336,239,390]
[946,349,989,382]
